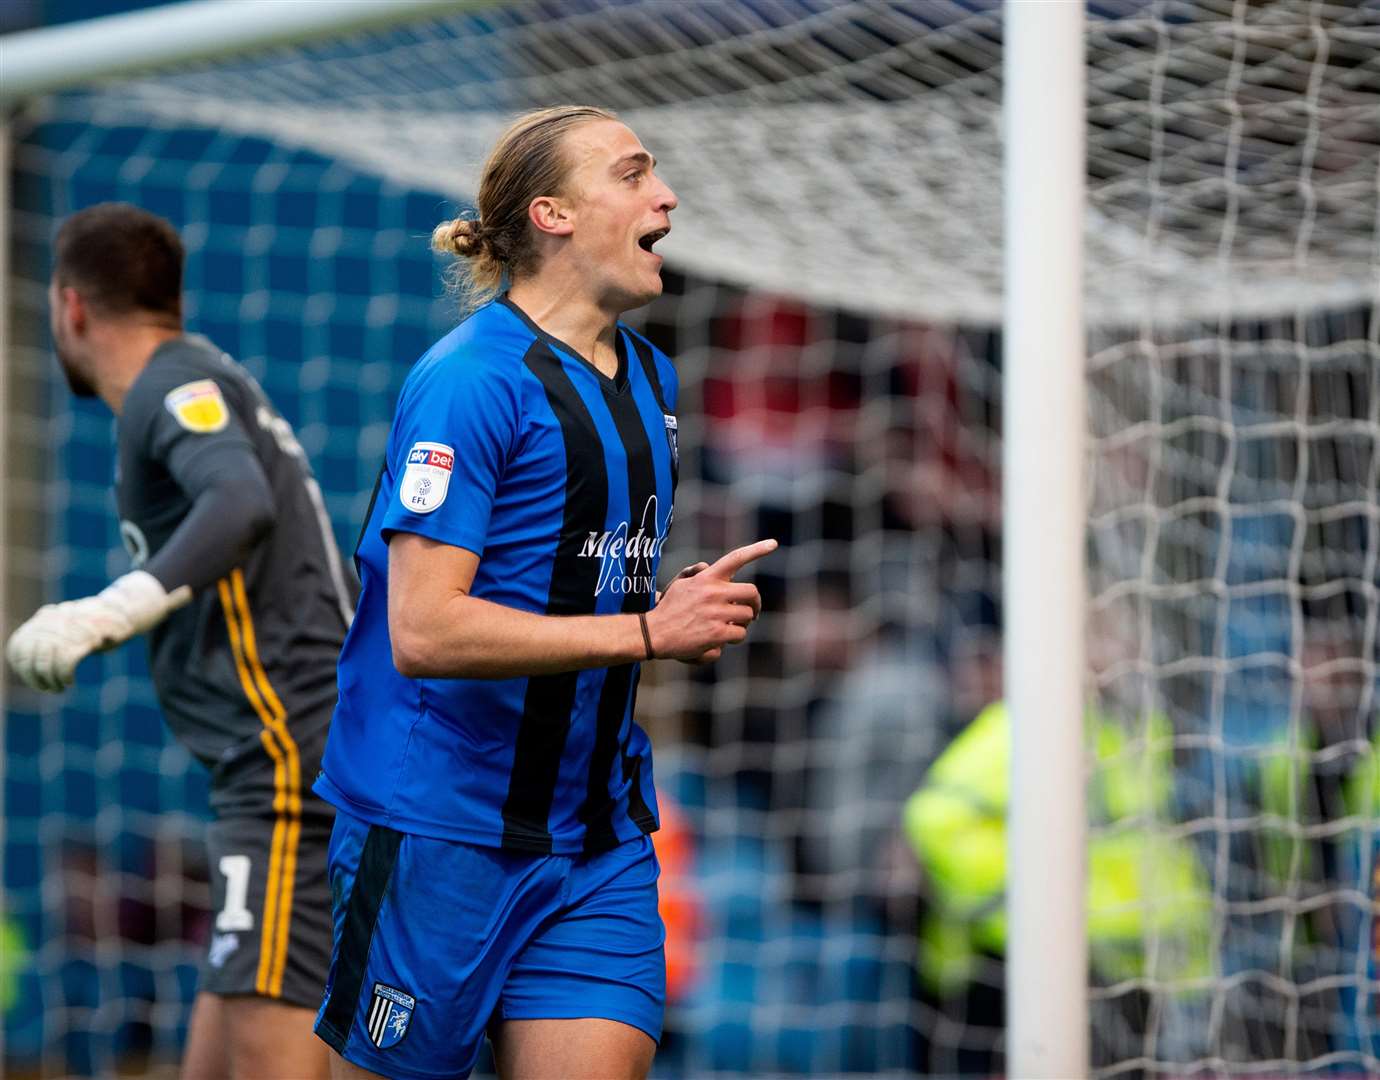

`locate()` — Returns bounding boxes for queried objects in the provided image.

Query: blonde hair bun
[431,217,485,259]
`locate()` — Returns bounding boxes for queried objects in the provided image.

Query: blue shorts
[313,807,665,1079]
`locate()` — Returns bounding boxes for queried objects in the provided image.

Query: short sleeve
[124,359,261,494]
[381,354,522,557]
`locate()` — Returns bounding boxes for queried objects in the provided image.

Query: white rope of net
[30,0,1376,325]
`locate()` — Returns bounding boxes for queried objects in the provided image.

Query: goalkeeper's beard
[55,345,98,399]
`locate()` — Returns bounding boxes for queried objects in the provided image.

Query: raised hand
[645,539,776,663]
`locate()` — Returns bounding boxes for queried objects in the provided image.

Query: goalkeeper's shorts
[313,806,666,1079]
[198,805,336,1009]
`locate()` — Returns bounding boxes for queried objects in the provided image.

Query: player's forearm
[144,469,275,593]
[390,592,647,680]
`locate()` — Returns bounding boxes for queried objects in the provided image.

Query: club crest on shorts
[663,413,678,468]
[367,983,415,1049]
[399,441,454,514]
[164,379,229,433]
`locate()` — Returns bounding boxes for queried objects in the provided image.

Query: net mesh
[2,0,1378,1075]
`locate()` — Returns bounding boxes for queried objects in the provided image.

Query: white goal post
[1004,3,1088,1076]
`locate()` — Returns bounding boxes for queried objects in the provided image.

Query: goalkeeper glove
[5,571,192,693]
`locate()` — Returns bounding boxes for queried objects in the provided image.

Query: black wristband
[638,611,655,661]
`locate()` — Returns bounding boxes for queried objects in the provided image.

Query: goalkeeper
[5,203,356,1079]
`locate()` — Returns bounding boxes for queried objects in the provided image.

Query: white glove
[5,571,192,693]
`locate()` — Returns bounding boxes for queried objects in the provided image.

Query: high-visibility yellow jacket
[0,917,26,1014]
[903,701,1213,994]
[1259,722,1380,884]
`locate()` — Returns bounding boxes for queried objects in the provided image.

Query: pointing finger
[706,539,778,580]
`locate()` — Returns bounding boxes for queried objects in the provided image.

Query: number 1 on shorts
[216,854,255,932]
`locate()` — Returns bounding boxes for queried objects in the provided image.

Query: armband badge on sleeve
[164,379,230,434]
[400,441,455,514]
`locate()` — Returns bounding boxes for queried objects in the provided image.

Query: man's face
[48,277,97,398]
[557,120,678,312]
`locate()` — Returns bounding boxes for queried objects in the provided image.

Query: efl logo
[399,440,455,514]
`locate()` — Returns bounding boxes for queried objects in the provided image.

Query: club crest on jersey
[664,413,678,468]
[368,983,415,1049]
[400,441,454,514]
[164,379,229,433]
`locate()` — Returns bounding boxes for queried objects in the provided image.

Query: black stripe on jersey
[626,331,670,414]
[581,661,634,853]
[626,332,677,493]
[621,666,657,831]
[502,342,609,853]
[315,824,403,1053]
[581,363,659,853]
[353,462,386,576]
[623,757,656,833]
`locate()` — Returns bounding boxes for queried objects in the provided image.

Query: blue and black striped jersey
[316,295,679,854]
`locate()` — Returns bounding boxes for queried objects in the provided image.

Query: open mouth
[638,227,669,253]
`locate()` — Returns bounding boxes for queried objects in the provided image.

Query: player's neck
[507,278,621,379]
[93,323,184,415]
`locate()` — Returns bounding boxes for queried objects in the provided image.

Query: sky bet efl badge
[367,983,415,1049]
[164,379,229,433]
[400,441,454,514]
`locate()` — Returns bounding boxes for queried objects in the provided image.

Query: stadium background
[3,1,1379,1076]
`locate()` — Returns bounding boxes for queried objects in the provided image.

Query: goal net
[3,0,1378,1075]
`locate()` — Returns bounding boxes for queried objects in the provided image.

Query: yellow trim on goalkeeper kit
[218,570,302,997]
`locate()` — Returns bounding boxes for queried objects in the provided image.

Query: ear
[528,195,575,238]
[60,285,89,335]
